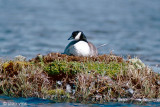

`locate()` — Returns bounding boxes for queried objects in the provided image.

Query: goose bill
[68,36,74,40]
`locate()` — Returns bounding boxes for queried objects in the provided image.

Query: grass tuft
[0,52,159,103]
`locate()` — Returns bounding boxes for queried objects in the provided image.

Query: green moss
[44,60,127,78]
[83,61,126,77]
[2,61,31,71]
[44,60,81,76]
[48,89,66,95]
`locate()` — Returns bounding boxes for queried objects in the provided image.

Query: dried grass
[0,52,159,103]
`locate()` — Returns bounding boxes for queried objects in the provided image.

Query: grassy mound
[0,53,159,103]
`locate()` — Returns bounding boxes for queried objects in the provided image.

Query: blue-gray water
[0,0,160,106]
[0,95,160,107]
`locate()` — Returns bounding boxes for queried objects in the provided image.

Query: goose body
[64,31,98,57]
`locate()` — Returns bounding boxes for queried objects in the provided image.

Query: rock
[56,81,62,86]
[156,80,160,86]
[14,55,26,61]
[129,58,146,69]
[127,88,134,95]
[66,84,72,93]
[95,94,102,100]
[37,54,43,61]
[125,88,134,97]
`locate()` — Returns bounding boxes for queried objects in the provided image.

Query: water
[0,0,160,106]
[0,0,160,68]
[0,95,160,107]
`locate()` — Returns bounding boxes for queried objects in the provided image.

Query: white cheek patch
[75,32,81,40]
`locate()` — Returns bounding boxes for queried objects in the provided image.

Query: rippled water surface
[0,0,160,68]
[0,95,160,107]
[0,0,160,106]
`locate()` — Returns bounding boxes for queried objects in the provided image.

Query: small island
[0,53,159,103]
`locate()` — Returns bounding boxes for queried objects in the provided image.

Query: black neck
[79,39,88,42]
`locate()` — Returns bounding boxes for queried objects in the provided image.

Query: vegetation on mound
[0,53,159,103]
